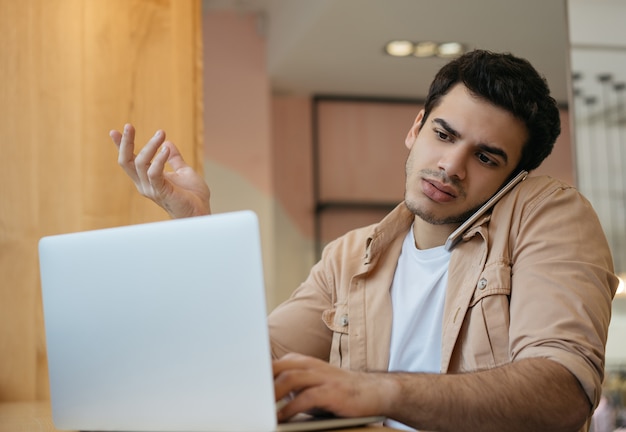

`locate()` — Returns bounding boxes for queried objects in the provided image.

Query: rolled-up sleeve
[508,184,617,409]
[268,259,334,360]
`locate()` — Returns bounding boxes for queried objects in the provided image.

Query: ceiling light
[385,41,466,59]
[413,41,438,58]
[385,40,414,57]
[437,42,465,58]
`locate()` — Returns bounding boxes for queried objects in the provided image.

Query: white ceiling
[203,0,571,103]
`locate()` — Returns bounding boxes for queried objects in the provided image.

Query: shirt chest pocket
[461,264,512,370]
[322,304,350,368]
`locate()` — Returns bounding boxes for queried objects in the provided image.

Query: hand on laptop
[110,124,211,218]
[273,353,392,422]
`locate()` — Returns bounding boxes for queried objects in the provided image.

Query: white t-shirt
[385,226,451,431]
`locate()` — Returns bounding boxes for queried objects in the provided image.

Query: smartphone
[444,170,528,251]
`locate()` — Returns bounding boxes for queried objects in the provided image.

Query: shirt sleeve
[507,184,618,409]
[267,241,337,360]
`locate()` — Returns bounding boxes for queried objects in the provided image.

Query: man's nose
[438,146,468,180]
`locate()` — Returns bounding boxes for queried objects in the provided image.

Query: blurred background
[0,0,624,427]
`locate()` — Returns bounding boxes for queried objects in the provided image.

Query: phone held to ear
[444,170,529,251]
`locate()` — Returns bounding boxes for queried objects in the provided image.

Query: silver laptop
[39,210,383,432]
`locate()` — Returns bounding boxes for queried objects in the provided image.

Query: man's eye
[477,153,497,166]
[435,130,450,141]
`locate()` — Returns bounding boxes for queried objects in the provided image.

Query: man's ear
[405,110,425,150]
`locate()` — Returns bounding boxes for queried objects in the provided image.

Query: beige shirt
[268,176,618,424]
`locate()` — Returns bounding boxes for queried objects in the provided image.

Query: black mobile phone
[444,170,529,251]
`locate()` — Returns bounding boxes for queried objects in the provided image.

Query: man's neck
[411,217,458,250]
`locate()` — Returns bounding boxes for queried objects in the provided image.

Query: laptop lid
[39,211,277,432]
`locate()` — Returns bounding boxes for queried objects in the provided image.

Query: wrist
[375,372,405,418]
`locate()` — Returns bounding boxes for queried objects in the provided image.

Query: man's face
[404,84,527,226]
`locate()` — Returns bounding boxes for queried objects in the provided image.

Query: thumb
[163,141,190,171]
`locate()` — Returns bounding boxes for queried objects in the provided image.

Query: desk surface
[0,401,65,432]
[0,401,393,432]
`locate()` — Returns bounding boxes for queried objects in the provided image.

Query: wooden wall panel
[317,100,418,204]
[0,0,203,401]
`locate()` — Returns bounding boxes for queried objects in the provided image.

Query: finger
[134,130,166,187]
[117,124,141,183]
[109,130,122,149]
[273,353,319,377]
[146,144,171,196]
[163,141,190,172]
[273,354,316,400]
[277,387,330,422]
[118,124,136,165]
[274,366,324,402]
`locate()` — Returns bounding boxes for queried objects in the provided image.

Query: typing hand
[273,353,391,422]
[110,124,211,219]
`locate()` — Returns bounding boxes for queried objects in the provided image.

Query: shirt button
[477,278,488,290]
[340,315,349,327]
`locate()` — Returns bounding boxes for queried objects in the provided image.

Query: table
[0,401,393,431]
[0,401,67,432]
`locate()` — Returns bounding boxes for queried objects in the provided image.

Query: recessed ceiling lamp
[384,40,414,57]
[437,42,465,58]
[385,40,466,58]
[413,41,438,58]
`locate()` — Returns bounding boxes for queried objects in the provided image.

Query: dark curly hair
[421,50,561,173]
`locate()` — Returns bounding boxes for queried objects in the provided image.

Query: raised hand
[110,124,211,218]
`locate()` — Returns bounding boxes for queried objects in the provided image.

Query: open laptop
[38,210,383,432]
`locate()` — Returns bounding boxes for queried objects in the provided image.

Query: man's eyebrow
[477,143,508,164]
[432,117,509,165]
[432,118,460,138]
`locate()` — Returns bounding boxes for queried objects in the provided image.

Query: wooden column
[0,0,203,401]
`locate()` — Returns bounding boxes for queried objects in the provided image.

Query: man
[110,50,618,432]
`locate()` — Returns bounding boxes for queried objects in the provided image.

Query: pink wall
[203,11,272,195]
[316,100,416,203]
[271,96,315,238]
[202,10,315,239]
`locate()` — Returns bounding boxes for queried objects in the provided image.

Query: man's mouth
[421,177,458,203]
